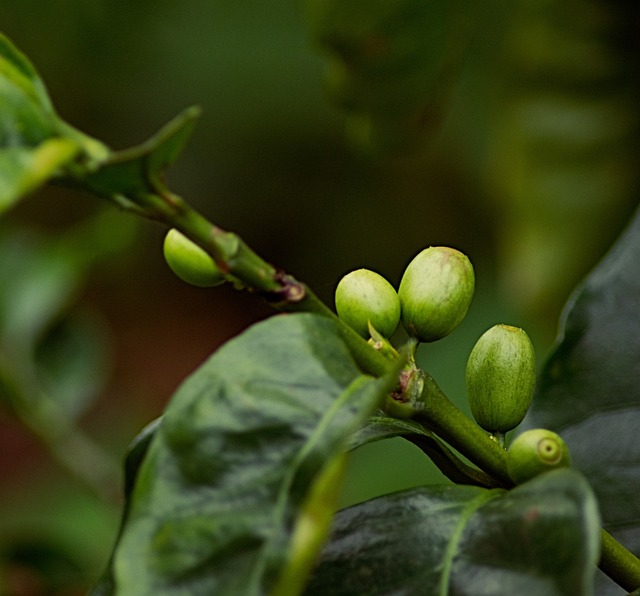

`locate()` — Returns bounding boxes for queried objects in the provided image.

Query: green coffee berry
[163,228,226,288]
[398,246,474,342]
[335,269,401,338]
[466,324,536,434]
[507,429,571,485]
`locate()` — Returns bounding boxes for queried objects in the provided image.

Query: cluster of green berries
[335,246,475,344]
[335,245,571,485]
[164,233,572,486]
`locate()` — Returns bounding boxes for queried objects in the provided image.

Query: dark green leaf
[348,413,436,450]
[306,469,600,596]
[122,417,163,502]
[108,313,395,595]
[351,414,498,488]
[525,205,640,589]
[88,417,163,596]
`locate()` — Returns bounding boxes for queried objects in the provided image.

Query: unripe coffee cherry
[335,269,400,338]
[398,247,474,342]
[163,229,226,288]
[466,324,536,434]
[507,429,571,485]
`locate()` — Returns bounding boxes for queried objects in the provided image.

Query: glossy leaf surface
[89,418,163,596]
[526,206,640,593]
[109,313,395,595]
[350,414,497,488]
[306,469,600,596]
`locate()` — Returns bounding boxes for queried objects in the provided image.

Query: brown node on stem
[264,271,306,305]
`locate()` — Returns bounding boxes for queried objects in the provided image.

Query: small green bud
[398,246,474,342]
[163,228,226,288]
[466,324,536,434]
[335,269,401,338]
[507,429,571,485]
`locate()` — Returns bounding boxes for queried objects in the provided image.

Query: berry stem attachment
[416,376,512,487]
[391,369,513,487]
[145,191,284,295]
[368,322,401,360]
[493,432,506,449]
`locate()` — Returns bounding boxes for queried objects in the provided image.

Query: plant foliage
[1,7,640,594]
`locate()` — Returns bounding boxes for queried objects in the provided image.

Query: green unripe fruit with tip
[398,246,475,342]
[335,269,401,338]
[507,429,571,485]
[163,229,226,288]
[466,324,536,434]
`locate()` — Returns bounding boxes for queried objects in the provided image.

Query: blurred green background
[1,1,638,593]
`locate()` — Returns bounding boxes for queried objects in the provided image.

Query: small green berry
[398,246,474,342]
[335,269,401,338]
[507,428,571,484]
[163,228,226,288]
[466,324,536,434]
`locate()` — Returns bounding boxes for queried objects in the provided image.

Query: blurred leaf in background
[0,209,136,420]
[483,0,640,326]
[304,0,478,154]
[0,208,138,594]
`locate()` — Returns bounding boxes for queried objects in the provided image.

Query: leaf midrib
[438,489,502,596]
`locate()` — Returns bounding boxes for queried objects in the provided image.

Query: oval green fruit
[398,246,474,342]
[507,428,571,485]
[466,324,536,434]
[335,269,401,338]
[163,229,226,288]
